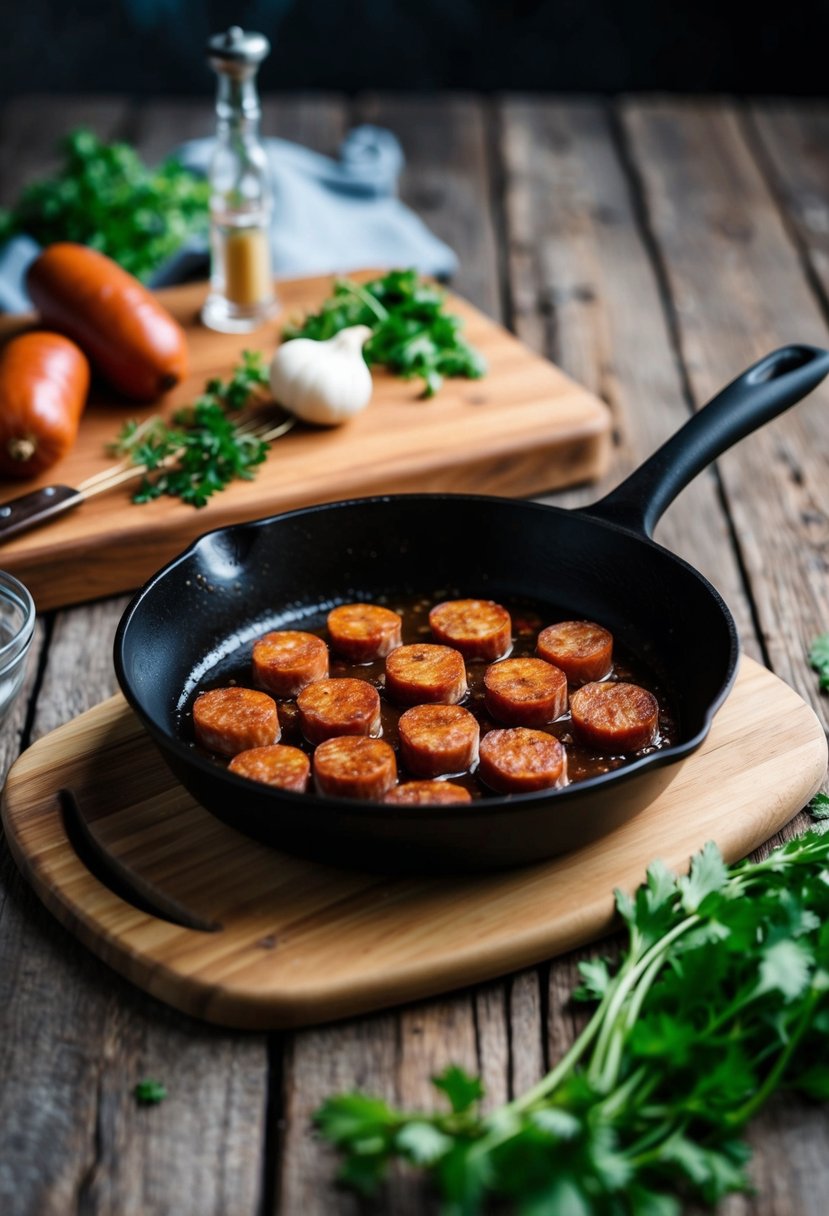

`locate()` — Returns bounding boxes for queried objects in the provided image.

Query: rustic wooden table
[1,93,829,1215]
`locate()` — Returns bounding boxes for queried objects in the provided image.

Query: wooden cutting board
[2,657,825,1029]
[0,273,611,611]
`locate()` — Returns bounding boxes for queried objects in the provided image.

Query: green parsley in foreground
[282,270,486,397]
[316,825,829,1214]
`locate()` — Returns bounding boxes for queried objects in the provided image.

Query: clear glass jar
[0,570,35,728]
[201,27,277,334]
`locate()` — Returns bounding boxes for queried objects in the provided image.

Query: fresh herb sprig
[111,351,271,508]
[316,829,829,1214]
[809,633,829,690]
[0,129,209,281]
[282,269,486,398]
[134,1079,167,1106]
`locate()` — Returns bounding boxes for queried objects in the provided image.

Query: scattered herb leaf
[809,633,829,691]
[134,1079,167,1105]
[810,792,829,819]
[0,129,209,281]
[315,831,829,1213]
[282,269,486,397]
[111,350,271,507]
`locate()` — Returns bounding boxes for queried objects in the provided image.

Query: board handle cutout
[60,788,220,933]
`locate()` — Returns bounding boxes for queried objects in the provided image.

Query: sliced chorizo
[384,781,473,805]
[297,677,381,745]
[252,631,329,698]
[228,744,311,792]
[327,603,402,662]
[570,681,659,753]
[314,736,397,800]
[429,599,511,661]
[478,728,568,794]
[193,687,280,757]
[398,704,480,778]
[483,657,567,726]
[536,620,613,685]
[384,644,467,706]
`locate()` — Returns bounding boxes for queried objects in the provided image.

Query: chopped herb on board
[134,1079,167,1105]
[282,269,486,398]
[315,832,829,1214]
[110,351,272,508]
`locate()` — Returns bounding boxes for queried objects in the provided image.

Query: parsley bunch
[0,129,209,281]
[282,270,486,397]
[112,351,271,508]
[316,822,829,1214]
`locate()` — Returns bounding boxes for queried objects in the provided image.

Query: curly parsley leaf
[432,1065,485,1114]
[134,1079,167,1105]
[0,129,209,281]
[111,351,271,507]
[282,269,486,398]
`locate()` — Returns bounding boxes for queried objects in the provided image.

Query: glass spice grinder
[201,26,277,334]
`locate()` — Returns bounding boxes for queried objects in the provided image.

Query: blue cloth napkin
[0,125,458,313]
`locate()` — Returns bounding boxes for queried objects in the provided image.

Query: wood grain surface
[3,658,825,1029]
[0,273,610,612]
[2,94,829,1216]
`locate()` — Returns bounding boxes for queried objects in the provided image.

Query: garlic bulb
[269,325,374,426]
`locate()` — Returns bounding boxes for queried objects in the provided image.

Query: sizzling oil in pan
[180,594,679,799]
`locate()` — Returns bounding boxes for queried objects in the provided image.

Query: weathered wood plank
[622,96,829,1210]
[0,97,270,1216]
[747,100,829,310]
[354,93,502,319]
[622,98,829,726]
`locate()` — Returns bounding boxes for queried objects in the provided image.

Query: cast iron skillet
[115,345,829,872]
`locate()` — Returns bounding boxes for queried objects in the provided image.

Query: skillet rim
[113,492,740,820]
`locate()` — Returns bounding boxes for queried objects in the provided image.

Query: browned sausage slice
[483,657,567,726]
[193,687,280,756]
[297,678,381,745]
[429,599,511,661]
[398,704,480,777]
[478,728,568,794]
[384,644,467,706]
[570,681,659,753]
[314,736,398,800]
[228,744,311,792]
[252,631,329,698]
[536,620,613,685]
[384,781,473,805]
[327,603,403,662]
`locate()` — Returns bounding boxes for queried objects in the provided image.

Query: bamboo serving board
[0,273,611,611]
[2,658,826,1029]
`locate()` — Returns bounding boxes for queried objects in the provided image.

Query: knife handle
[0,485,83,543]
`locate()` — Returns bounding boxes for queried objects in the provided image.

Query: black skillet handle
[582,345,829,538]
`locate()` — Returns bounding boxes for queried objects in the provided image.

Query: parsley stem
[338,279,390,324]
[724,984,823,1127]
[588,914,700,1088]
